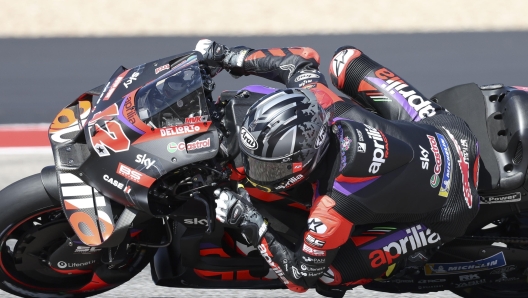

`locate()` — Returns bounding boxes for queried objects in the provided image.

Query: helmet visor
[242,153,303,184]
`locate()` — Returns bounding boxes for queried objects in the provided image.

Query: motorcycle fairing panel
[49,53,219,247]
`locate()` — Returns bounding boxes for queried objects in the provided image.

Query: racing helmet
[239,88,329,192]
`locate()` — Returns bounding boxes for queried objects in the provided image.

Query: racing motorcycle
[1,50,528,298]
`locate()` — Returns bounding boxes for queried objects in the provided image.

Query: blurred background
[0,0,528,297]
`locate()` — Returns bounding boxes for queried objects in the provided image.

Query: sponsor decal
[279,64,296,80]
[455,279,486,288]
[384,279,414,284]
[160,124,202,137]
[102,69,129,101]
[303,243,326,256]
[183,218,208,226]
[459,274,480,281]
[300,264,325,272]
[135,154,156,169]
[293,162,303,173]
[490,265,516,274]
[123,71,140,88]
[187,138,211,151]
[123,96,136,125]
[276,174,304,190]
[291,266,302,279]
[365,224,441,268]
[236,49,248,67]
[103,174,131,194]
[240,127,258,150]
[495,276,519,283]
[424,252,506,275]
[427,135,442,188]
[74,246,102,254]
[294,73,320,82]
[299,79,313,87]
[116,163,155,188]
[258,243,289,284]
[332,49,356,77]
[418,285,445,290]
[167,142,181,153]
[307,218,328,234]
[444,128,473,208]
[356,129,364,141]
[436,133,452,197]
[57,260,96,269]
[305,234,326,248]
[302,256,325,264]
[364,124,389,174]
[369,68,436,119]
[314,125,327,149]
[341,136,351,151]
[357,142,366,153]
[419,145,430,170]
[418,279,446,283]
[154,64,170,74]
[481,192,521,204]
[185,115,208,124]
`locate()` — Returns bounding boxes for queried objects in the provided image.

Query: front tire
[0,173,153,297]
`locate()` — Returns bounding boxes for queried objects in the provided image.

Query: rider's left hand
[214,187,268,246]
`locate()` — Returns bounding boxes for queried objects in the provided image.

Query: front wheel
[0,173,155,298]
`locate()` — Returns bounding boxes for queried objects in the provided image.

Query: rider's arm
[258,195,353,292]
[195,39,327,88]
[328,46,445,121]
[215,189,353,292]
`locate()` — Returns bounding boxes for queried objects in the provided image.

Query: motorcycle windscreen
[134,55,209,129]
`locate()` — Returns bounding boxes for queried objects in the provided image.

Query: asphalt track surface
[2,32,528,125]
[2,32,528,297]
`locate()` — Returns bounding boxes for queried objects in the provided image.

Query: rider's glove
[214,187,268,247]
[195,39,252,77]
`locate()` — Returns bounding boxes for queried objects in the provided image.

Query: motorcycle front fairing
[49,52,219,247]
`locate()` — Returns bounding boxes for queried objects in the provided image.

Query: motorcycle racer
[195,39,480,296]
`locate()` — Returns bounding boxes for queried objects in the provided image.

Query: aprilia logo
[364,124,389,174]
[276,174,303,190]
[258,243,289,284]
[369,225,441,268]
[240,127,258,150]
[373,68,436,119]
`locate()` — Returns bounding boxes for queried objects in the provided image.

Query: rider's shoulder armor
[333,119,413,177]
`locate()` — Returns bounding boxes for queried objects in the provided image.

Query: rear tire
[0,173,154,297]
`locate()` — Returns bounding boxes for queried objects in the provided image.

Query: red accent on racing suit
[230,46,480,291]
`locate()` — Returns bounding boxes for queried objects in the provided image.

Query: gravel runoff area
[0,154,460,297]
[1,0,528,37]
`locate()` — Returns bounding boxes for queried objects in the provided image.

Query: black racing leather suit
[227,46,480,292]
